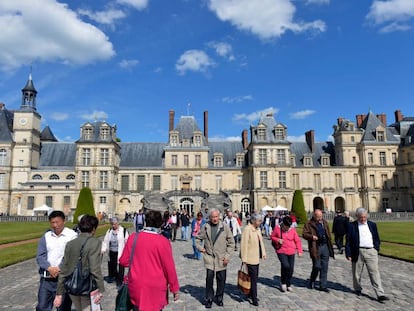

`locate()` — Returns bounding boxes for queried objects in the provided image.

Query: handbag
[237,263,251,295]
[64,237,97,296]
[115,232,139,311]
[271,225,283,250]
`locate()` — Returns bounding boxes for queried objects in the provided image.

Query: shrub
[291,189,307,224]
[73,187,95,224]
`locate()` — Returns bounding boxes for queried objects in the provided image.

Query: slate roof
[360,111,399,143]
[0,108,14,142]
[173,116,207,145]
[76,121,118,143]
[39,142,76,167]
[290,141,335,167]
[40,126,58,142]
[250,114,288,144]
[208,141,245,167]
[119,142,166,168]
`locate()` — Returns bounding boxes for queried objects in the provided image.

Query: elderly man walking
[302,208,335,292]
[196,208,235,308]
[345,207,389,302]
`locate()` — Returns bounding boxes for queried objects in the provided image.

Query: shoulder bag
[237,263,251,295]
[271,225,283,250]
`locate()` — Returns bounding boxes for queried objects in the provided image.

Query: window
[100,196,107,204]
[49,174,59,180]
[381,174,388,189]
[352,156,356,164]
[28,196,35,210]
[121,175,129,192]
[195,175,201,190]
[46,196,53,208]
[19,159,24,166]
[137,175,145,192]
[236,155,244,167]
[275,128,285,140]
[170,134,178,146]
[238,175,243,190]
[351,136,355,143]
[66,174,75,180]
[354,174,359,188]
[369,174,375,188]
[214,155,223,167]
[184,155,189,166]
[314,174,321,191]
[194,135,202,146]
[304,157,312,167]
[83,127,93,140]
[171,155,178,166]
[368,152,373,165]
[100,127,109,140]
[335,174,342,190]
[277,149,285,165]
[260,171,268,188]
[215,175,222,191]
[195,155,201,167]
[279,171,286,189]
[392,152,397,164]
[64,196,71,206]
[33,174,42,180]
[257,128,266,141]
[101,148,109,165]
[100,171,108,189]
[258,149,267,165]
[152,175,161,191]
[292,174,300,189]
[382,198,389,210]
[171,175,178,190]
[82,148,91,165]
[0,173,5,189]
[377,130,385,142]
[241,198,250,214]
[0,149,7,166]
[393,174,399,189]
[81,171,89,188]
[379,152,386,166]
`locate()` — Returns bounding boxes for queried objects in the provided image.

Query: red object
[271,226,303,255]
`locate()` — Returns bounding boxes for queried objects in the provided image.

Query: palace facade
[1,75,414,217]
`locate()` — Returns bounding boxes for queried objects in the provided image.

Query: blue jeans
[181,226,189,240]
[264,224,270,236]
[36,277,71,311]
[192,236,201,259]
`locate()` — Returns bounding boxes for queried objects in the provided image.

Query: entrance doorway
[180,197,194,216]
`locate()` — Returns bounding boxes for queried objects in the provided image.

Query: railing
[0,215,49,222]
[313,212,414,222]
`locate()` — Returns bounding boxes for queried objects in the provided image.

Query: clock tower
[11,74,42,188]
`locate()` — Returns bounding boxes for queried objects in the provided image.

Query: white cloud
[78,8,126,25]
[208,41,235,61]
[0,0,115,71]
[366,0,414,32]
[233,107,279,123]
[305,0,330,5]
[117,0,149,10]
[154,67,162,73]
[222,95,253,103]
[289,109,316,119]
[50,112,69,121]
[208,0,326,40]
[119,59,139,69]
[80,110,109,121]
[209,135,241,142]
[287,134,305,142]
[175,50,216,75]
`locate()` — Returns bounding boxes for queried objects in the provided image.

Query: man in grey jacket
[196,208,235,308]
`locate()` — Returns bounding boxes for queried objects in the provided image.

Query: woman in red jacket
[119,210,179,311]
[271,216,303,292]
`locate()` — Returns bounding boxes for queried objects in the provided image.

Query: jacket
[240,223,266,265]
[332,214,349,236]
[345,220,380,263]
[271,225,303,256]
[101,226,129,262]
[191,218,206,237]
[302,217,334,260]
[195,221,235,271]
[223,216,242,237]
[57,232,105,295]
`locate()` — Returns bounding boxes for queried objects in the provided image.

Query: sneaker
[281,284,287,292]
[287,286,292,292]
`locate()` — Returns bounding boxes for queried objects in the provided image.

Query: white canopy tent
[274,205,288,211]
[32,204,54,216]
[261,205,277,212]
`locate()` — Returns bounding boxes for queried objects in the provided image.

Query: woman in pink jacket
[119,210,179,311]
[271,216,303,292]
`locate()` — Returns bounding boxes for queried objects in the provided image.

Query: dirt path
[0,238,39,250]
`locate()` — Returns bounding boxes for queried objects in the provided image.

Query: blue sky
[0,0,414,143]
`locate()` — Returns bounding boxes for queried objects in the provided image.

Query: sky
[1,0,414,143]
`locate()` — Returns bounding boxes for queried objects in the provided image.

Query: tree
[291,189,307,224]
[73,187,95,224]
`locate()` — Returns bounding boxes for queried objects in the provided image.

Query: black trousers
[310,243,330,288]
[277,253,295,286]
[334,234,345,251]
[206,269,226,302]
[246,264,259,303]
[108,250,125,285]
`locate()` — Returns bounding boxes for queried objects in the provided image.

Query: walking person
[302,208,335,292]
[223,210,242,251]
[263,212,272,237]
[54,215,105,311]
[271,216,303,292]
[191,211,206,260]
[119,210,180,311]
[345,207,389,302]
[240,213,267,306]
[332,211,349,254]
[36,211,77,311]
[180,210,191,241]
[196,208,235,308]
[169,210,178,241]
[101,217,129,286]
[134,209,145,232]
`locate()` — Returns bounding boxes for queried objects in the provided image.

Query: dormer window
[214,153,223,167]
[32,174,42,180]
[194,134,202,146]
[257,128,266,141]
[100,127,110,140]
[376,130,385,142]
[290,154,296,167]
[236,153,244,167]
[275,128,285,140]
[83,127,93,140]
[304,154,313,167]
[170,133,179,146]
[321,154,330,167]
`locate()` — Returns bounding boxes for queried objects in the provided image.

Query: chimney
[305,130,315,153]
[377,113,387,126]
[204,110,208,143]
[337,117,343,125]
[242,129,248,149]
[356,114,367,128]
[395,110,403,123]
[169,110,175,131]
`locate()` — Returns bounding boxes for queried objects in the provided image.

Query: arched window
[0,149,7,166]
[49,174,60,180]
[241,198,251,214]
[66,174,76,180]
[32,174,42,180]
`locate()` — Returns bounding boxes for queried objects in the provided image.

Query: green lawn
[377,222,414,245]
[0,222,51,244]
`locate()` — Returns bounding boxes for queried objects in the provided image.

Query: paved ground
[1,233,413,311]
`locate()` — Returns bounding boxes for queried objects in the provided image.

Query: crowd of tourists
[35,205,389,311]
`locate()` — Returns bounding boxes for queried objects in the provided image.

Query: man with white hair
[196,208,235,308]
[345,207,389,302]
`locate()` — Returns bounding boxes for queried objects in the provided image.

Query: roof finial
[187,101,191,116]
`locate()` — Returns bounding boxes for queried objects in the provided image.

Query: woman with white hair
[240,213,267,306]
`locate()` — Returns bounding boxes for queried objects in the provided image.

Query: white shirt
[46,227,77,267]
[358,222,374,248]
[170,215,177,224]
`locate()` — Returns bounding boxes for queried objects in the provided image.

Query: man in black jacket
[345,207,389,302]
[332,211,349,254]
